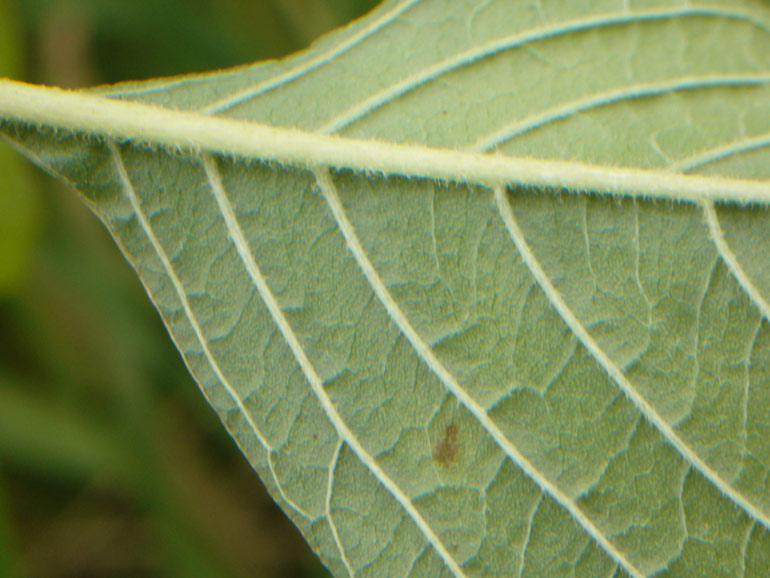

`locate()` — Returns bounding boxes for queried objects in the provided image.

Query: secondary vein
[320,6,770,135]
[108,142,311,521]
[494,183,770,533]
[201,154,467,578]
[315,167,646,578]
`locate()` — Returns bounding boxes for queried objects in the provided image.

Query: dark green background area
[0,0,378,576]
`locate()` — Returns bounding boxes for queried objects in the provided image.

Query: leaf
[2,0,770,575]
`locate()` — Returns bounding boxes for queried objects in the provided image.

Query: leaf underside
[3,0,770,576]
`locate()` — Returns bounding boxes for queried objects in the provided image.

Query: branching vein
[326,441,354,577]
[2,0,769,573]
[108,142,311,521]
[675,133,770,176]
[494,184,770,533]
[200,155,466,578]
[314,168,645,578]
[1,80,767,205]
[320,6,770,134]
[702,200,770,323]
[672,143,770,324]
[472,74,770,152]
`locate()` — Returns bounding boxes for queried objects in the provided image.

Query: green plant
[2,0,770,576]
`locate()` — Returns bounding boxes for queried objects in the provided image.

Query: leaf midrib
[1,80,768,206]
[2,1,770,574]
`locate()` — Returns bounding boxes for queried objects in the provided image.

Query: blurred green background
[0,0,378,576]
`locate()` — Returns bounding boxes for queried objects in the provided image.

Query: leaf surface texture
[2,0,770,575]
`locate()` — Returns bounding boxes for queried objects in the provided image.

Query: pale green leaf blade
[2,0,770,576]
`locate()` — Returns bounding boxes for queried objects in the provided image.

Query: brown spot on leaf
[434,423,460,467]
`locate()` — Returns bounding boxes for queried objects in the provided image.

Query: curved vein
[98,0,422,103]
[320,6,770,134]
[672,145,770,323]
[480,71,770,322]
[200,0,424,114]
[108,143,312,521]
[2,80,768,206]
[518,494,542,577]
[314,168,645,578]
[200,155,466,578]
[472,74,770,152]
[674,133,770,175]
[326,441,354,577]
[702,200,770,322]
[493,184,770,533]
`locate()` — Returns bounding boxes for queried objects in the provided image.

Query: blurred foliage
[0,0,38,297]
[0,0,378,576]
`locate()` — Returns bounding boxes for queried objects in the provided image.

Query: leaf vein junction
[200,155,466,577]
[675,133,770,177]
[314,168,645,578]
[493,184,770,533]
[108,143,312,521]
[472,74,770,152]
[1,80,767,205]
[327,440,354,577]
[702,200,770,323]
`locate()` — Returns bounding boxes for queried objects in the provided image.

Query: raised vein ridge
[0,80,768,205]
[326,441,354,577]
[702,200,770,322]
[108,143,312,521]
[314,168,645,578]
[319,6,770,134]
[472,74,770,152]
[493,184,770,533]
[676,134,770,177]
[200,155,466,577]
[97,0,424,102]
